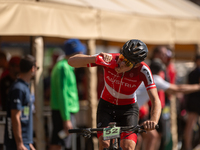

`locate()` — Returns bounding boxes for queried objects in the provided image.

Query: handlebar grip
[140,124,159,130]
[68,129,83,133]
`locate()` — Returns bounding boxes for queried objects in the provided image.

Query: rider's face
[115,56,140,73]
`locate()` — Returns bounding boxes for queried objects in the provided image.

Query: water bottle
[58,130,68,139]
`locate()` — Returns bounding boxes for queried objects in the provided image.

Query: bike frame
[105,137,122,150]
[104,122,122,150]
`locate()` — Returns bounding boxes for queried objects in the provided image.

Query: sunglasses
[119,54,133,67]
[34,64,39,70]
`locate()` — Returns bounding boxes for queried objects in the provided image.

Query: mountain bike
[69,122,159,150]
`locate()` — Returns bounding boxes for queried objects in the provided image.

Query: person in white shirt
[137,59,200,108]
[136,59,200,150]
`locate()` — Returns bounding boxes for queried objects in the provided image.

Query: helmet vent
[122,39,148,63]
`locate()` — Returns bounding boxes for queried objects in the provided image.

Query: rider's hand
[63,120,73,135]
[99,52,113,63]
[142,120,157,131]
[95,53,118,69]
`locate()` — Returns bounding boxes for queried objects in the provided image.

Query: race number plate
[103,127,121,140]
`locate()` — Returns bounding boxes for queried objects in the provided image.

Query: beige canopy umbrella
[1,1,200,150]
[143,0,200,44]
[0,0,200,44]
[0,1,98,39]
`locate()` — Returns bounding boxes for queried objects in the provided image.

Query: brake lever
[139,124,159,133]
[140,124,159,130]
[82,129,91,138]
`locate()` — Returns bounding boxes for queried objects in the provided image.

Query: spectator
[183,54,200,150]
[150,46,168,65]
[49,39,86,150]
[150,46,168,108]
[0,51,9,110]
[4,55,37,150]
[165,48,176,84]
[136,59,200,150]
[0,56,21,111]
[43,49,64,105]
[149,46,168,150]
[0,51,9,79]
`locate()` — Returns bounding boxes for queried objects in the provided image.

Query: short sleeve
[139,64,156,90]
[154,75,170,91]
[10,89,24,110]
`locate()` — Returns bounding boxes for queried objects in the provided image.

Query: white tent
[0,0,200,44]
[1,1,200,149]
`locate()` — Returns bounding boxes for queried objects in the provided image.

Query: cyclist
[68,39,161,150]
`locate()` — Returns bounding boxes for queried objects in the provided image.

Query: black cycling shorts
[97,98,139,128]
[186,98,200,115]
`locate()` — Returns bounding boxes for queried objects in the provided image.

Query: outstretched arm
[165,83,200,94]
[68,54,96,68]
[68,52,113,68]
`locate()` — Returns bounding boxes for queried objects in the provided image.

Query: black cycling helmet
[121,39,148,63]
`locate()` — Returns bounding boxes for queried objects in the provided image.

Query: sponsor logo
[129,73,134,78]
[106,76,136,88]
[14,99,21,103]
[124,78,137,82]
[108,71,119,77]
[142,68,152,83]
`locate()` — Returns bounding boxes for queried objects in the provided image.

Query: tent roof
[0,0,200,44]
[43,0,200,18]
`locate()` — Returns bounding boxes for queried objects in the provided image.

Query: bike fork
[117,138,122,150]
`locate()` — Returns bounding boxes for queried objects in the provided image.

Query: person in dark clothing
[0,51,9,79]
[4,55,37,150]
[183,54,200,150]
[0,56,21,111]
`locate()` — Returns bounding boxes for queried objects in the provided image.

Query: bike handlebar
[68,124,159,134]
[68,128,103,133]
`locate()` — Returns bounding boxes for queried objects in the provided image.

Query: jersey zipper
[116,72,124,105]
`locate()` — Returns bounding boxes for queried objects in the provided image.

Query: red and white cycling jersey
[87,53,156,105]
